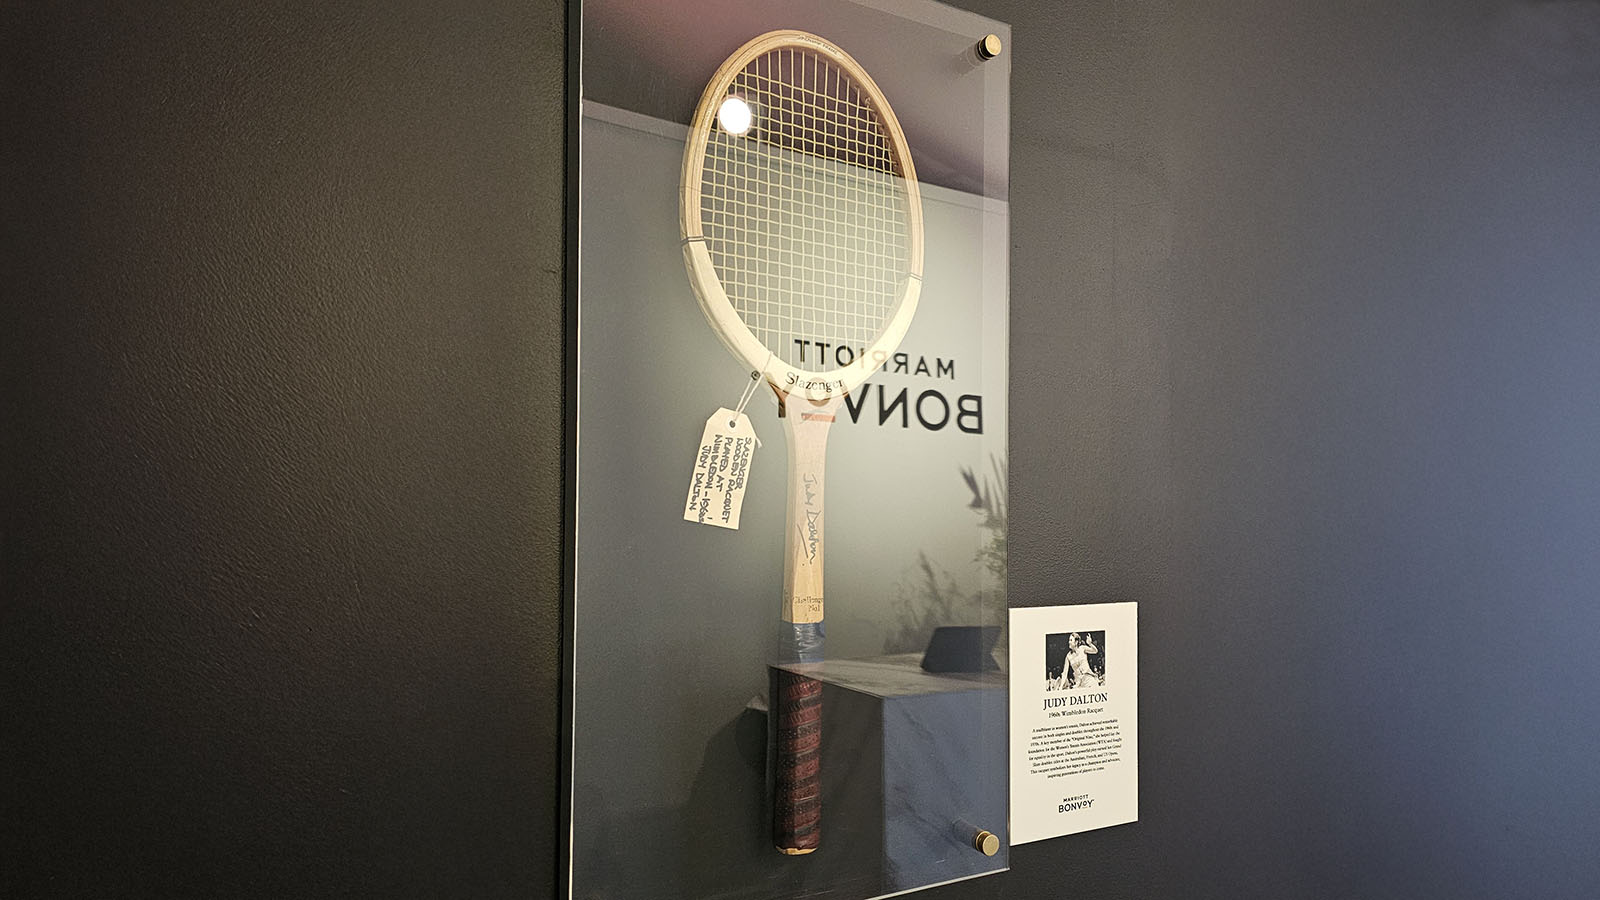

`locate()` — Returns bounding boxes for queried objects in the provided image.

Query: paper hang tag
[684,408,757,530]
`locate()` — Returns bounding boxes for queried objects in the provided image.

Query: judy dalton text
[1044,692,1108,710]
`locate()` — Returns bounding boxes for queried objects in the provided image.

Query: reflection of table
[771,653,1008,892]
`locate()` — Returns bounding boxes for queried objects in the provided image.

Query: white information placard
[1009,602,1138,843]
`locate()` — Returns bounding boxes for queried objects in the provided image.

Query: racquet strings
[699,47,912,369]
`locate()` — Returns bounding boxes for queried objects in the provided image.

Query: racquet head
[681,30,924,401]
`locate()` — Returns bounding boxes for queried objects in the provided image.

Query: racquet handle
[773,668,823,853]
[774,394,835,853]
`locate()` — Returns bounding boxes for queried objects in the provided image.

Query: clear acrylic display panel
[571,2,1009,897]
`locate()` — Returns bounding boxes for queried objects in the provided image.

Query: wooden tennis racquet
[680,30,923,855]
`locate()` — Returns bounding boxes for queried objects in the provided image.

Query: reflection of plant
[883,456,1008,654]
[884,552,965,654]
[961,455,1007,587]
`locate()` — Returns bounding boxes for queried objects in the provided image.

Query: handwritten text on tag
[684,408,757,530]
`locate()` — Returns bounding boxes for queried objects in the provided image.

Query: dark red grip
[773,670,823,853]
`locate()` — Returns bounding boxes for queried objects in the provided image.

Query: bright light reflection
[717,96,753,135]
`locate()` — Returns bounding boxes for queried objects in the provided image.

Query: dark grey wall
[4,1,565,896]
[987,2,1600,897]
[6,1,1599,898]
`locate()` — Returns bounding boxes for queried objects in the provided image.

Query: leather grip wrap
[773,669,823,853]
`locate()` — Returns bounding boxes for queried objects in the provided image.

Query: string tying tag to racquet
[731,369,764,448]
[683,371,764,530]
